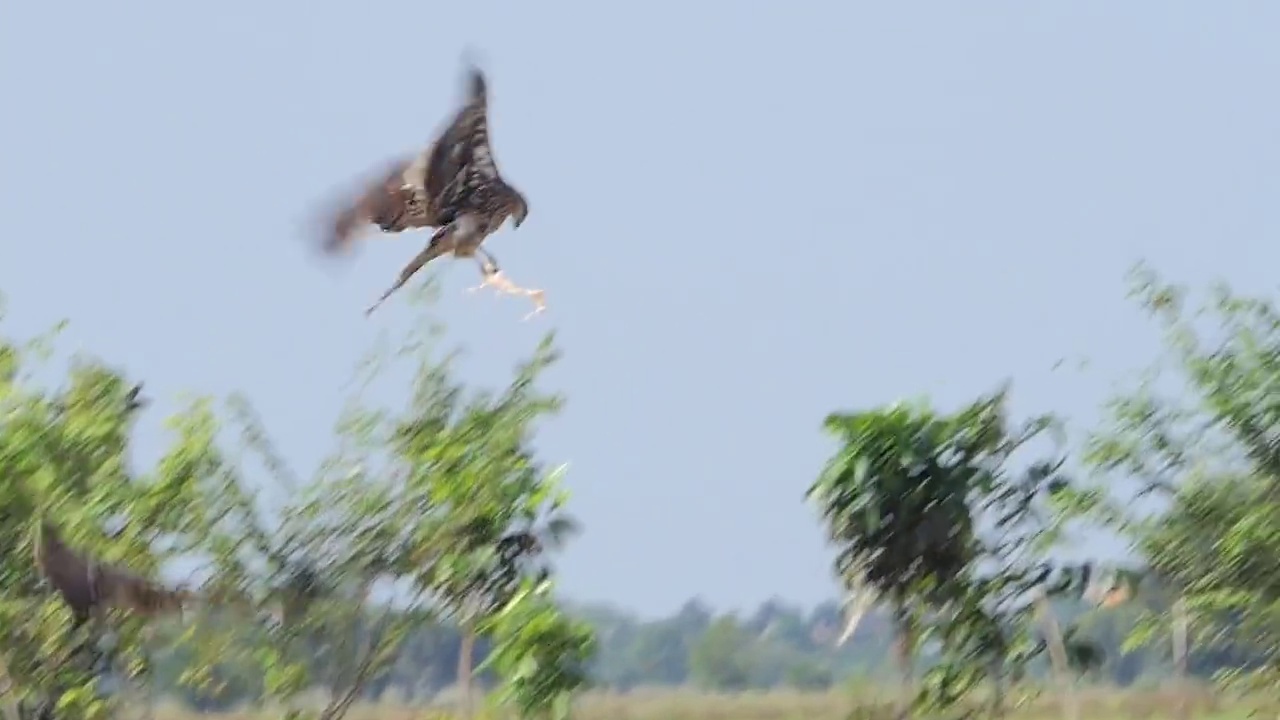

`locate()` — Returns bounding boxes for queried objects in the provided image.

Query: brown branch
[317,605,400,720]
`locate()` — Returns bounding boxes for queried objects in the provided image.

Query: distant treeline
[141,594,1236,709]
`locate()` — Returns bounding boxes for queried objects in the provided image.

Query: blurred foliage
[808,386,1080,717]
[7,262,1280,720]
[1056,262,1280,693]
[0,286,591,720]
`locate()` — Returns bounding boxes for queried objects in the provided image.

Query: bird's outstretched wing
[425,65,502,226]
[34,520,192,621]
[322,155,422,255]
[95,560,195,617]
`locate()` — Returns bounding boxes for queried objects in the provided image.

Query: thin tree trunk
[457,619,475,720]
[1171,597,1190,720]
[1033,589,1077,720]
[892,607,914,720]
[319,606,398,720]
[0,656,19,720]
[988,657,1006,718]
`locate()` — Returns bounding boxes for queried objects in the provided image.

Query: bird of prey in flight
[320,61,544,319]
[33,519,195,626]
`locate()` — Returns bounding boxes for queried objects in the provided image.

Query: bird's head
[508,189,529,229]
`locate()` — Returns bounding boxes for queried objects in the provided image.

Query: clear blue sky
[2,3,1278,618]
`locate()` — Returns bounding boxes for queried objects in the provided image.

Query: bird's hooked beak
[511,195,529,228]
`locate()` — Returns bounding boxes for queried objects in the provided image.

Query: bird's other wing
[321,156,414,255]
[97,561,192,616]
[34,521,96,619]
[424,64,499,220]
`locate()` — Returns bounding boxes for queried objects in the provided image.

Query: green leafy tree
[479,578,596,720]
[1,283,596,720]
[364,295,589,718]
[228,288,592,720]
[808,387,1073,717]
[687,616,755,691]
[1063,263,1280,694]
[0,315,261,720]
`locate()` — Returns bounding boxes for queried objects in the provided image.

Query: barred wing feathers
[424,66,503,226]
[34,520,192,620]
[323,154,432,254]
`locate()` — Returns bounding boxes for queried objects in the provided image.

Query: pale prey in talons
[466,259,546,321]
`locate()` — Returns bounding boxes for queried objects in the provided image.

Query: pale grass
[145,687,1274,720]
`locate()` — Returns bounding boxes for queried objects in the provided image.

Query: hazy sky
[2,3,1278,617]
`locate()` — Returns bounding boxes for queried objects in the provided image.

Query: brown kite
[320,61,544,319]
[33,519,193,625]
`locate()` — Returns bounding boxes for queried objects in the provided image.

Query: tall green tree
[1066,263,1280,693]
[203,286,596,720]
[687,616,755,691]
[808,387,1073,716]
[386,326,589,718]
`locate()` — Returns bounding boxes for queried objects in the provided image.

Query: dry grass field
[147,687,1273,720]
